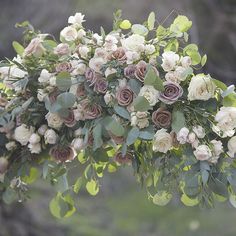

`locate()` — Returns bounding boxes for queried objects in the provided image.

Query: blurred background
[0,0,236,235]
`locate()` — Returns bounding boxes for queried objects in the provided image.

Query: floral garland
[1,10,236,217]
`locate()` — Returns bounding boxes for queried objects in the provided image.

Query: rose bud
[0,157,8,174]
[124,65,136,79]
[134,60,147,82]
[109,47,127,62]
[85,68,98,86]
[23,38,45,57]
[152,108,172,128]
[55,62,72,73]
[115,151,133,164]
[116,86,134,106]
[50,145,76,163]
[64,110,77,127]
[94,78,108,94]
[158,81,183,104]
[80,99,102,120]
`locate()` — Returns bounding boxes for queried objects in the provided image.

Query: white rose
[194,145,212,161]
[68,12,85,26]
[161,51,180,72]
[193,125,206,139]
[14,124,34,146]
[177,127,189,144]
[210,140,223,157]
[94,48,108,59]
[89,57,106,73]
[215,107,236,137]
[78,45,90,59]
[145,44,155,55]
[38,69,51,84]
[187,132,197,144]
[28,143,42,154]
[72,138,84,151]
[38,125,48,136]
[227,136,236,158]
[77,29,86,39]
[5,141,17,151]
[104,35,118,51]
[105,67,117,78]
[49,76,56,86]
[104,91,113,105]
[93,33,103,46]
[46,112,63,130]
[153,129,172,153]
[131,112,149,129]
[188,74,216,101]
[125,51,140,64]
[121,34,145,52]
[60,26,78,42]
[181,56,192,68]
[71,61,87,76]
[74,128,83,137]
[139,85,159,106]
[44,129,58,144]
[29,133,41,144]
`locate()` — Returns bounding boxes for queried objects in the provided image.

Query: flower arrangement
[1,10,236,217]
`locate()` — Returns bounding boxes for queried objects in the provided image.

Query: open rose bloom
[1,11,236,216]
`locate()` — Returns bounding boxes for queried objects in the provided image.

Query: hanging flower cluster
[1,10,236,217]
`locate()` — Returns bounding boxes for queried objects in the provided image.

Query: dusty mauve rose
[56,62,72,73]
[50,145,76,163]
[109,132,125,144]
[124,65,136,79]
[134,60,147,82]
[94,78,108,94]
[80,99,102,120]
[158,81,183,104]
[85,68,97,86]
[152,108,172,128]
[115,152,133,164]
[76,84,86,98]
[116,86,134,106]
[63,110,76,127]
[109,47,127,62]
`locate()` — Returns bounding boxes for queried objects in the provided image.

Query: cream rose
[193,125,206,139]
[46,112,64,130]
[153,129,172,153]
[60,26,78,42]
[24,38,45,57]
[44,129,58,144]
[89,57,106,73]
[38,69,51,84]
[139,85,159,106]
[188,74,216,101]
[68,13,85,26]
[29,133,41,144]
[177,127,189,144]
[121,34,145,52]
[161,51,179,72]
[227,136,236,158]
[28,143,42,154]
[72,138,84,151]
[194,145,212,161]
[14,124,34,146]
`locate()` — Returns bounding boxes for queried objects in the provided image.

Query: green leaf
[131,24,148,36]
[209,178,228,197]
[56,174,69,193]
[86,179,99,196]
[114,105,131,120]
[223,93,236,107]
[120,20,131,29]
[147,12,155,30]
[144,66,164,91]
[49,193,76,218]
[22,167,39,184]
[56,92,76,108]
[73,177,84,194]
[181,194,199,206]
[126,127,140,146]
[12,41,24,56]
[153,191,172,206]
[171,108,186,133]
[229,194,236,208]
[170,15,192,33]
[212,79,227,90]
[187,50,201,65]
[133,96,151,112]
[201,54,207,66]
[56,71,72,91]
[93,123,103,151]
[106,119,125,136]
